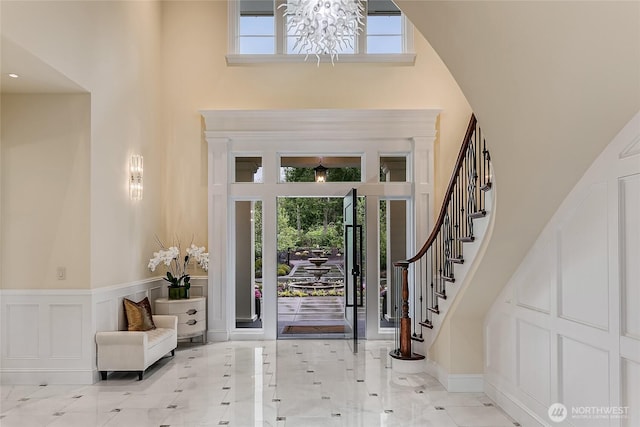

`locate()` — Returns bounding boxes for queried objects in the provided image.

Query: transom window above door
[279,156,361,183]
[227,0,415,64]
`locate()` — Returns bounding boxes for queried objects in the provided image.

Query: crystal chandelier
[281,0,365,63]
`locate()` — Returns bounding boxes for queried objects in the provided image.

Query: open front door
[344,189,363,352]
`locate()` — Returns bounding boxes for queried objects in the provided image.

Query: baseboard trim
[426,359,484,392]
[235,315,258,323]
[484,380,546,427]
[230,329,267,341]
[391,357,426,374]
[207,329,229,342]
[1,369,96,385]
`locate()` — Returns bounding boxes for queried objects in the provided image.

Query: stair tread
[434,291,447,299]
[427,306,439,315]
[469,210,486,219]
[481,182,492,192]
[458,236,475,243]
[441,275,455,283]
[419,321,433,329]
[447,257,464,264]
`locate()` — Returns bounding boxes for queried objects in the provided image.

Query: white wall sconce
[129,154,143,200]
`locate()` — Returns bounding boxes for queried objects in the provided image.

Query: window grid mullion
[275,0,286,54]
[232,0,411,57]
[358,0,368,54]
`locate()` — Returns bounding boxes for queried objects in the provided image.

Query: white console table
[155,297,206,343]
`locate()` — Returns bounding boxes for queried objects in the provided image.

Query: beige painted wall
[1,1,166,288]
[160,0,471,240]
[1,1,471,293]
[397,0,640,374]
[1,94,90,289]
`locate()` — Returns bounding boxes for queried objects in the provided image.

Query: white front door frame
[201,109,438,341]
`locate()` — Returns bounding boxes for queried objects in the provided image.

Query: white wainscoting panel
[517,320,550,406]
[620,174,640,340]
[559,181,609,331]
[92,280,167,332]
[515,236,552,314]
[622,358,640,427]
[486,311,515,382]
[1,293,93,384]
[0,277,197,385]
[50,304,83,359]
[5,304,39,359]
[560,336,610,421]
[95,299,115,333]
[484,111,640,427]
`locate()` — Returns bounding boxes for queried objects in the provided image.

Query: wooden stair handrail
[407,114,477,264]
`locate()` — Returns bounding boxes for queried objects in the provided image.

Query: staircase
[390,114,493,360]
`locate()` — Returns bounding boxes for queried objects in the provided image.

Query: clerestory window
[228,0,415,64]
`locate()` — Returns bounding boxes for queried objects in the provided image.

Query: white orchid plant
[148,237,208,288]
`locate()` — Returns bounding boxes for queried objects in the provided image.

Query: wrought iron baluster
[466,140,477,237]
[390,114,491,361]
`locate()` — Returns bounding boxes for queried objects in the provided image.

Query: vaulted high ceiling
[396,0,640,358]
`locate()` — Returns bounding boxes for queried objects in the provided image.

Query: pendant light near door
[314,163,328,182]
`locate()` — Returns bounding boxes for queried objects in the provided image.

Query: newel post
[396,261,412,358]
[390,260,425,361]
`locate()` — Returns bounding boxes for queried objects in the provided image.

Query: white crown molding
[201,109,440,141]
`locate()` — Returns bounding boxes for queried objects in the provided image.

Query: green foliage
[277,196,347,250]
[277,203,298,251]
[282,166,360,183]
[255,258,263,278]
[326,167,360,182]
[283,167,315,182]
[270,167,365,266]
[278,289,308,297]
[302,223,343,249]
[379,200,387,270]
[253,201,263,258]
[277,263,291,276]
[277,289,345,297]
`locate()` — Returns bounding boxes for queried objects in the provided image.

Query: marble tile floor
[0,340,519,427]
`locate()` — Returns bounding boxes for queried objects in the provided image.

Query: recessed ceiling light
[8,73,19,78]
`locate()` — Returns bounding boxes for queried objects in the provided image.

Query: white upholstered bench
[96,315,178,380]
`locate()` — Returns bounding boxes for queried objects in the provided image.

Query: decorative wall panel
[517,320,550,405]
[49,304,82,358]
[622,358,640,427]
[1,278,175,384]
[95,300,114,332]
[484,112,640,427]
[559,182,609,330]
[560,336,610,427]
[620,174,640,339]
[515,238,552,313]
[486,312,515,382]
[6,304,39,359]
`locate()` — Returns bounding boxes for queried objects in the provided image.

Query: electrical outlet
[56,267,66,280]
